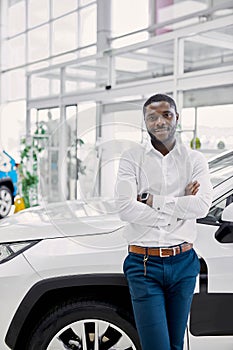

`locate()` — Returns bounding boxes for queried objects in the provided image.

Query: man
[115,94,213,350]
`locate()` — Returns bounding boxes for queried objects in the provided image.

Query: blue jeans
[123,247,200,350]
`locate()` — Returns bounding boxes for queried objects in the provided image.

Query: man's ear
[176,113,179,122]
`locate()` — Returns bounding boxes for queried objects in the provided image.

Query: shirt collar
[144,136,183,156]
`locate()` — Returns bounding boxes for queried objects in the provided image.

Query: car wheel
[0,186,13,218]
[26,299,141,350]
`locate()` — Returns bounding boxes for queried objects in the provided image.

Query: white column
[97,0,113,87]
[26,76,31,140]
[97,0,111,52]
[58,67,68,201]
[96,0,114,197]
[149,0,156,37]
[0,0,8,105]
[173,37,184,101]
[99,111,116,198]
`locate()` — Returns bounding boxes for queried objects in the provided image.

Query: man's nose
[156,115,166,125]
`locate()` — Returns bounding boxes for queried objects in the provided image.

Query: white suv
[0,151,233,350]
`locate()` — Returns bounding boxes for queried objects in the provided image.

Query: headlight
[0,241,40,264]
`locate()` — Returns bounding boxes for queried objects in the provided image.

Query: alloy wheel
[47,318,137,350]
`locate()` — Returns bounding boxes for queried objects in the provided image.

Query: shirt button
[157,207,160,210]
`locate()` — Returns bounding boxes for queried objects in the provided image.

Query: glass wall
[184,24,233,73]
[35,106,79,203]
[181,104,233,158]
[115,40,174,86]
[124,0,233,37]
[154,0,208,32]
[111,0,149,48]
[0,0,97,158]
[1,0,232,169]
[0,0,97,102]
[0,100,26,162]
[111,0,233,46]
[76,102,97,199]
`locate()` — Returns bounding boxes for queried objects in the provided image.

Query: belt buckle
[159,248,170,257]
[159,247,176,257]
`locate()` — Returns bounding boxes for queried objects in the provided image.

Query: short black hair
[143,94,177,115]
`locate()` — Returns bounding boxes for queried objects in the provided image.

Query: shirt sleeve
[152,152,213,220]
[115,150,172,227]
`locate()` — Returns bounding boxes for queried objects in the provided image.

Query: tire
[26,299,141,350]
[0,185,13,218]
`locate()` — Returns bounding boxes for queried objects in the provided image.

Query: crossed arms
[115,152,213,227]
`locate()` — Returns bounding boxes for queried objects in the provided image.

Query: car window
[209,151,233,187]
[206,194,233,224]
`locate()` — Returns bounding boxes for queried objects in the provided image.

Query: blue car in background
[0,150,18,218]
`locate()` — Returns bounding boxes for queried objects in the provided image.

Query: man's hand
[137,194,153,207]
[137,181,200,208]
[146,194,153,206]
[185,180,200,196]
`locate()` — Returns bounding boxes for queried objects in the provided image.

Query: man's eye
[148,115,155,120]
[163,113,172,118]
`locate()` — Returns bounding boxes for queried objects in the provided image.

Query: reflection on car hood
[0,200,125,243]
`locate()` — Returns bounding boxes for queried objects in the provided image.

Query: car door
[187,187,233,350]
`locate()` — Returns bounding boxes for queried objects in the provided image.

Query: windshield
[208,150,233,187]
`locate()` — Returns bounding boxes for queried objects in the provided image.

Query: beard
[148,130,163,144]
[147,124,177,148]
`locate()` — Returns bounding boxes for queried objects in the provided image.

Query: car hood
[0,201,126,243]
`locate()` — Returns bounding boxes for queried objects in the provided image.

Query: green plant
[217,140,225,150]
[76,138,86,178]
[19,123,45,208]
[19,169,38,208]
[19,121,85,206]
[190,137,201,150]
[20,137,43,172]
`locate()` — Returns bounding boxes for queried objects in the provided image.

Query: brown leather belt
[129,242,193,257]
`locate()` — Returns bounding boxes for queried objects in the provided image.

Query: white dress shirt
[114,139,213,247]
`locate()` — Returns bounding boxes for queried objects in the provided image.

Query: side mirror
[221,202,233,222]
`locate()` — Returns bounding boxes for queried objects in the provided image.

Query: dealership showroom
[0,0,233,349]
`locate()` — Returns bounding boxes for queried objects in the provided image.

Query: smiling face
[144,101,179,146]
